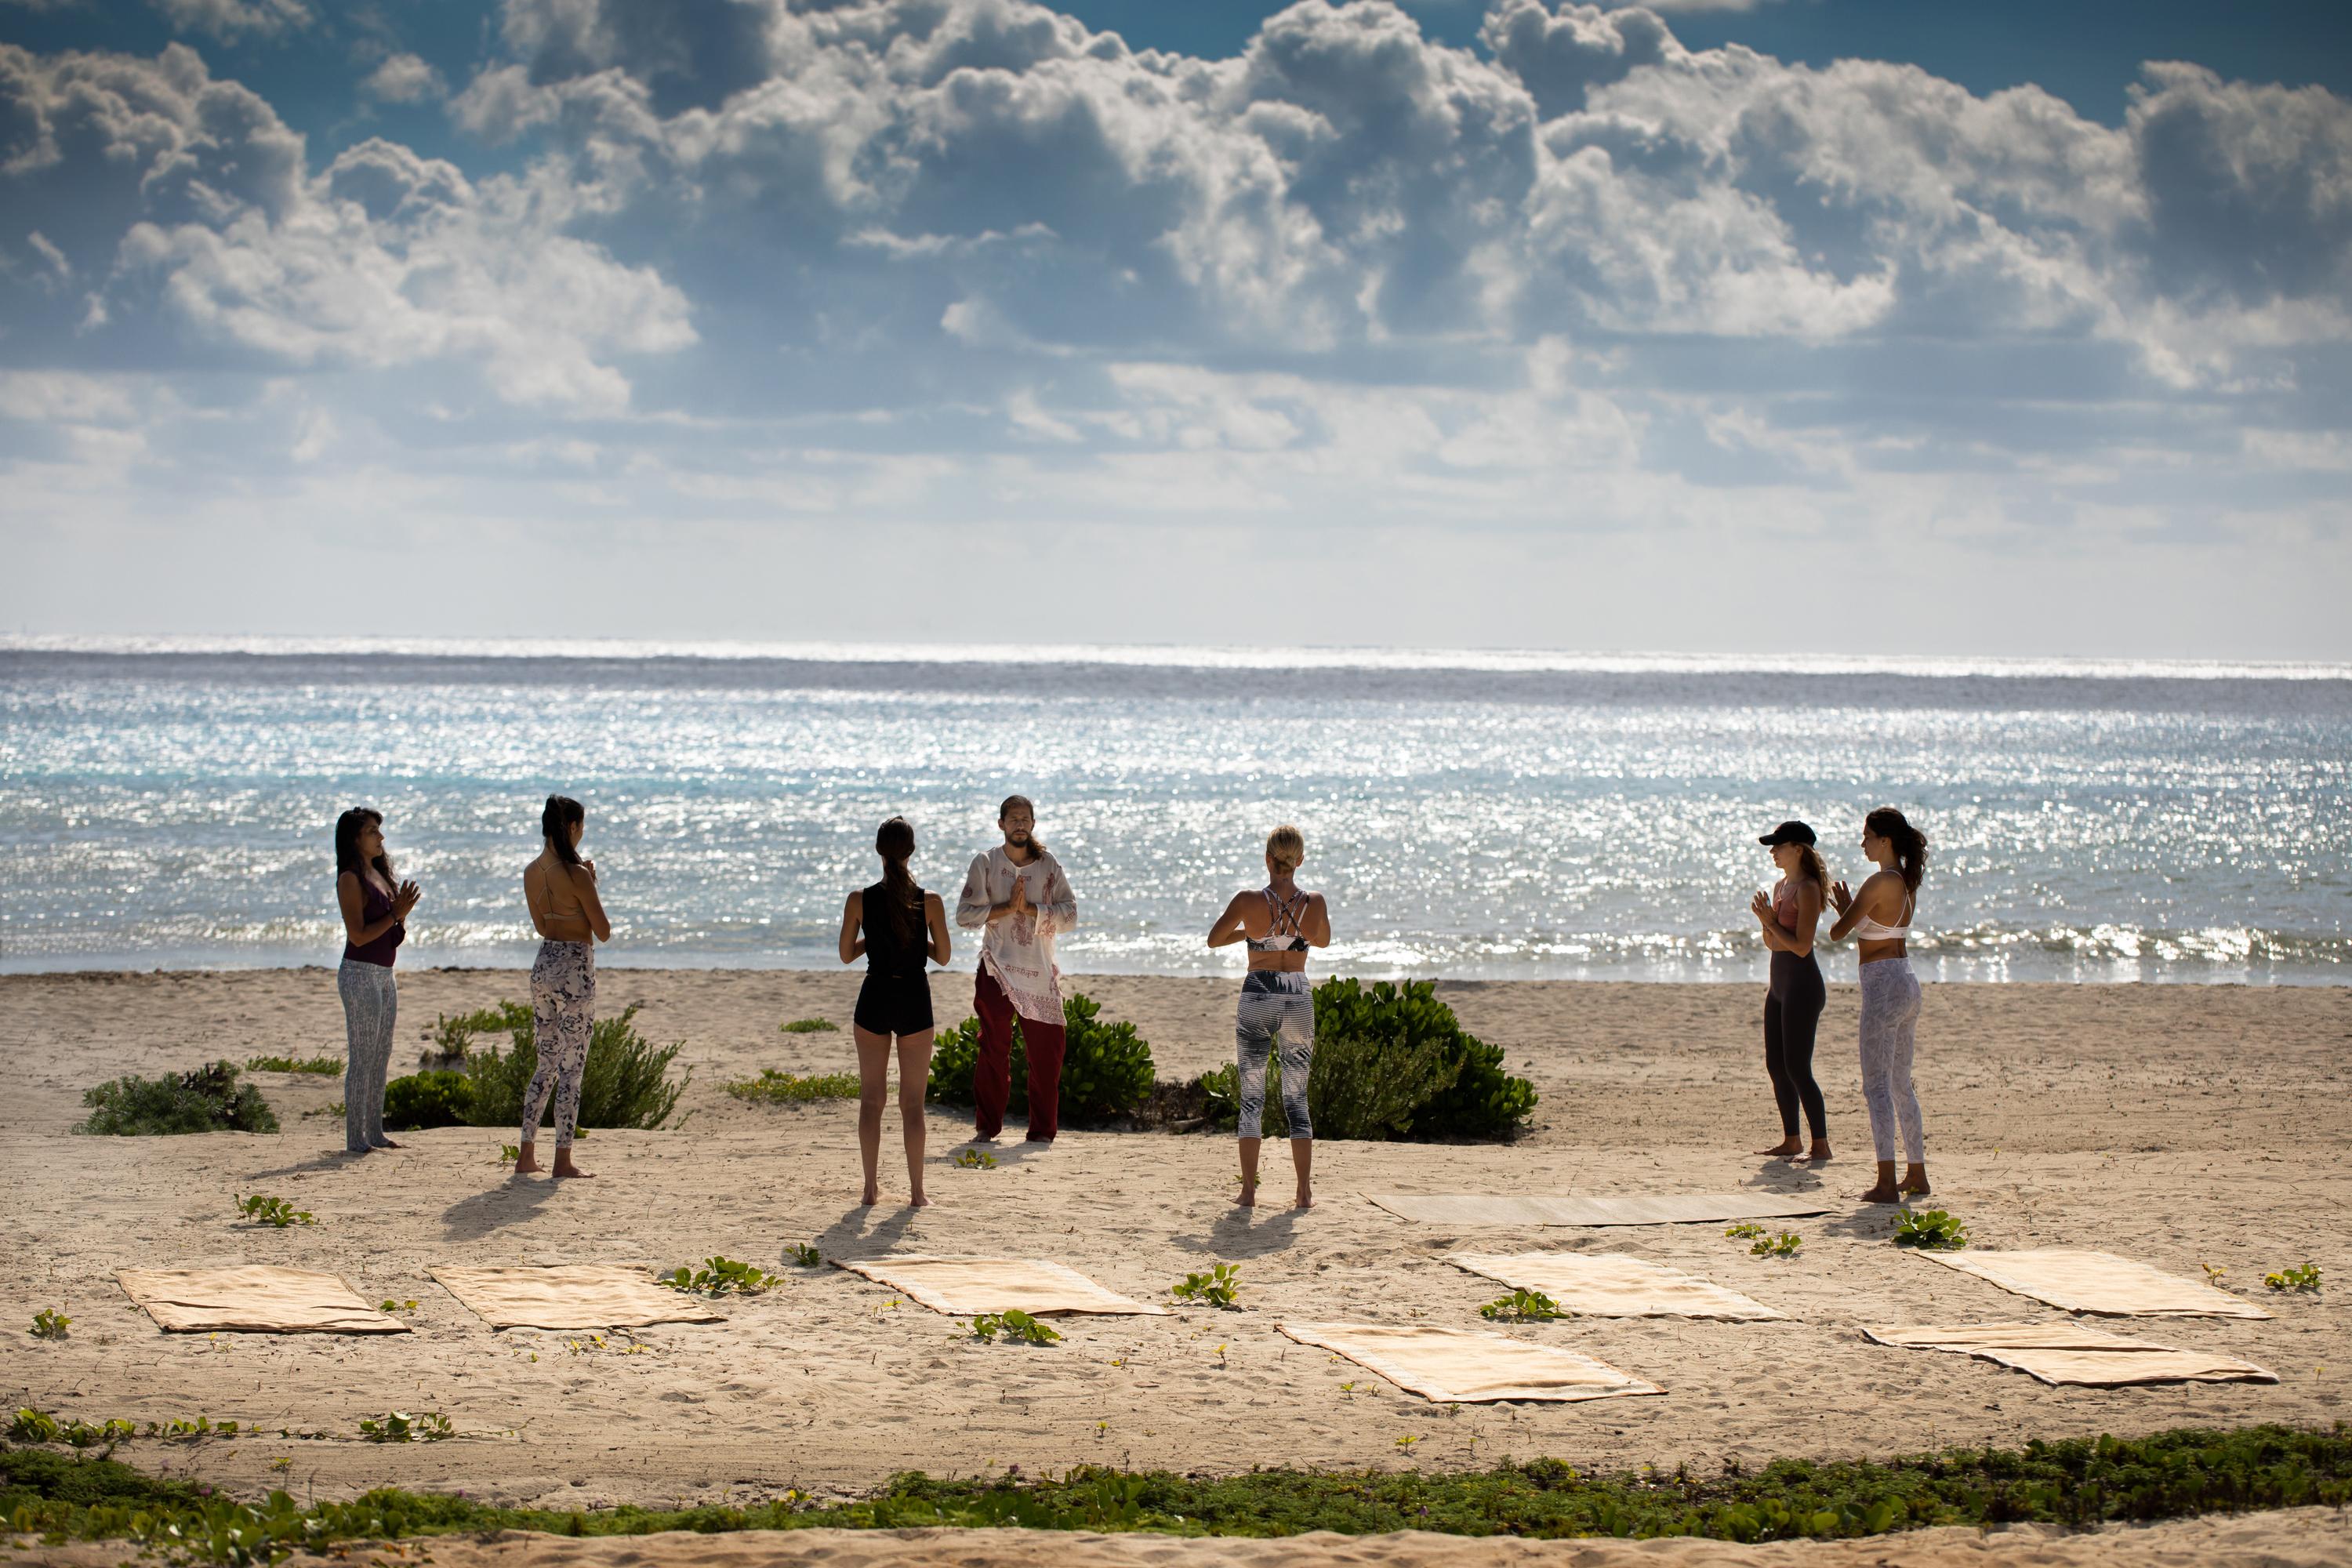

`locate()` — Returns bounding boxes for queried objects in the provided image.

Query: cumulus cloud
[151,0,312,42]
[361,52,446,103]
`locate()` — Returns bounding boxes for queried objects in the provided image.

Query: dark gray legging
[1764,949,1826,1139]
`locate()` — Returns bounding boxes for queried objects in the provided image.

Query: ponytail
[1866,806,1929,892]
[1795,844,1831,902]
[542,794,584,868]
[875,816,922,944]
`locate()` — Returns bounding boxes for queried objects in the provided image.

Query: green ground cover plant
[1195,981,1535,1142]
[383,1069,475,1131]
[233,1194,314,1229]
[243,1054,340,1076]
[2266,1262,2322,1291]
[661,1258,782,1296]
[1478,1288,1563,1323]
[29,1310,70,1341]
[1171,1265,1240,1309]
[75,1062,279,1137]
[727,1069,860,1103]
[953,1148,997,1169]
[357,1411,452,1443]
[929,993,1154,1124]
[781,1018,839,1033]
[401,1001,688,1133]
[1893,1210,1968,1250]
[970,1310,1060,1345]
[1725,1223,1768,1241]
[1751,1231,1803,1259]
[5,1425,2347,1561]
[787,1243,823,1267]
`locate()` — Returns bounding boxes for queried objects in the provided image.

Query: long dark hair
[542,795,585,867]
[1866,806,1929,893]
[875,816,923,943]
[334,808,393,885]
[999,793,1043,855]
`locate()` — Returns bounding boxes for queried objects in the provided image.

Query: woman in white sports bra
[1207,825,1330,1210]
[1828,806,1930,1203]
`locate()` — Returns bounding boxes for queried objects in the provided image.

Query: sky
[2,0,2348,659]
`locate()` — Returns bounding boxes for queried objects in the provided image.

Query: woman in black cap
[1749,820,1831,1162]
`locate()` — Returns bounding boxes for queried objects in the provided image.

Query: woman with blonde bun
[1207,826,1330,1209]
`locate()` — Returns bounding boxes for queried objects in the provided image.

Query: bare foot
[551,1156,593,1178]
[1234,1185,1257,1208]
[513,1149,540,1174]
[1857,1182,1900,1203]
[1802,1142,1832,1163]
[1294,1189,1314,1210]
[860,1188,881,1207]
[909,1193,931,1208]
[370,1138,403,1151]
[1756,1138,1802,1157]
[1900,1178,1932,1197]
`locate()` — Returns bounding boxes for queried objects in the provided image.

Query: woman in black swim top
[838,816,952,1207]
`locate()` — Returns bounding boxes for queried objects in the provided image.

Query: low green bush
[75,1062,279,1136]
[383,1069,476,1131]
[245,1054,341,1075]
[441,1002,688,1132]
[927,993,1154,1125]
[727,1069,859,1103]
[1194,979,1535,1142]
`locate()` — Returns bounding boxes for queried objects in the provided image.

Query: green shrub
[780,1018,838,1034]
[426,1001,535,1065]
[927,993,1153,1125]
[1193,980,1535,1142]
[245,1054,341,1075]
[76,1062,279,1136]
[383,1070,476,1131]
[454,1003,688,1133]
[727,1069,859,1103]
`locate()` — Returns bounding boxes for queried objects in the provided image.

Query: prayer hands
[1829,880,1853,914]
[1009,875,1032,915]
[393,880,422,920]
[1749,890,1772,923]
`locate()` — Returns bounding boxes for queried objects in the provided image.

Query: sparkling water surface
[3,641,2347,982]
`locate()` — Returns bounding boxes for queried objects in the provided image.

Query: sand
[2,969,2347,1564]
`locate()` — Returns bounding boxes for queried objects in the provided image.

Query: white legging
[1858,957,1925,1164]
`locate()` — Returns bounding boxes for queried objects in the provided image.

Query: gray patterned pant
[1236,971,1314,1141]
[1859,957,1925,1164]
[522,939,594,1149]
[338,959,397,1152]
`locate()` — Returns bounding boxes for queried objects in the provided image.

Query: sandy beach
[4,968,2347,1560]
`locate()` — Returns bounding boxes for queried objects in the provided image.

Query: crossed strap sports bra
[1245,887,1311,953]
[1853,887,1916,942]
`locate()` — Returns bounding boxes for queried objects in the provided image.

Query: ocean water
[2,638,2347,983]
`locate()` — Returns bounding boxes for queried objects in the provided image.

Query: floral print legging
[522,939,594,1149]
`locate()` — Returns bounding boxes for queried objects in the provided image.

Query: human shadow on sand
[813,1203,918,1261]
[243,1149,383,1181]
[438,1173,562,1240]
[1170,1201,1305,1259]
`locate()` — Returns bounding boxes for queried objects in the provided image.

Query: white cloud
[361,52,446,104]
[150,0,312,42]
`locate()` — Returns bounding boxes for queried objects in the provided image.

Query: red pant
[973,968,1067,1142]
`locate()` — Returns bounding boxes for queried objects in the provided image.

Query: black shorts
[855,973,935,1036]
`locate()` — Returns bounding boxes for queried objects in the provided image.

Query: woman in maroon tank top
[335,808,419,1155]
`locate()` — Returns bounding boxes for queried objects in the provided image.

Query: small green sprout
[234,1192,315,1228]
[954,1148,998,1169]
[1725,1222,1769,1241]
[498,1143,521,1163]
[358,1410,453,1443]
[1751,1230,1803,1258]
[2265,1262,2322,1291]
[377,1299,419,1314]
[786,1242,823,1268]
[31,1308,71,1340]
[661,1257,782,1296]
[1893,1210,1968,1250]
[970,1310,1060,1345]
[1478,1288,1563,1323]
[1171,1263,1241,1309]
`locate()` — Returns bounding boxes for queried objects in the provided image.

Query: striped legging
[338,959,397,1152]
[1236,971,1314,1140]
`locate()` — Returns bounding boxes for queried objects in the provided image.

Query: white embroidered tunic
[955,846,1079,1023]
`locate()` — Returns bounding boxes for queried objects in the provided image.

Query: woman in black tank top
[837,817,952,1207]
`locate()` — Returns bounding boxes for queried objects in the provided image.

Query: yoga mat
[1280,1320,1664,1404]
[430,1265,725,1330]
[1450,1252,1788,1320]
[1864,1322,2278,1386]
[1918,1249,2272,1319]
[117,1266,407,1334]
[1366,1192,1831,1227]
[833,1255,1170,1316]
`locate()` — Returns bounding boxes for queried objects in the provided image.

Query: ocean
[2,638,2347,983]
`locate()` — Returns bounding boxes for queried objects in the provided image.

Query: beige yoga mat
[1919,1248,2272,1319]
[1450,1251,1788,1321]
[833,1255,1170,1317]
[1367,1191,1831,1228]
[430,1265,725,1330]
[117,1266,408,1334]
[1864,1322,2278,1386]
[1280,1320,1663,1404]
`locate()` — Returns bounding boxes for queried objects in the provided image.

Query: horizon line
[4,633,2350,683]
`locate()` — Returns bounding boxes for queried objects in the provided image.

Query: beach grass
[244,1054,343,1075]
[726,1069,862,1103]
[3,1422,2346,1561]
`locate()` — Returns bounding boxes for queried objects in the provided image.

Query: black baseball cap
[1758,820,1817,847]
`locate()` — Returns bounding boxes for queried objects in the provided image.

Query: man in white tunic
[955,795,1079,1142]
